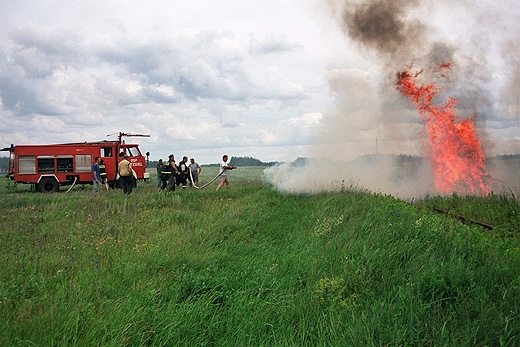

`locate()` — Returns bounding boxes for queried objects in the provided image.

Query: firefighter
[162,154,179,191]
[177,156,189,188]
[118,155,134,194]
[160,155,173,190]
[99,159,109,191]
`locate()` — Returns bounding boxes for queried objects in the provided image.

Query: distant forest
[0,156,279,174]
[147,156,279,169]
[1,154,519,174]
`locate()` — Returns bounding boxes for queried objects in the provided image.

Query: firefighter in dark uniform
[99,159,109,191]
[162,154,179,191]
[177,156,189,188]
[161,155,173,190]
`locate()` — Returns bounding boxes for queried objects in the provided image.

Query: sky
[0,0,518,172]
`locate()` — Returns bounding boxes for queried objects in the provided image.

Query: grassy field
[1,167,519,346]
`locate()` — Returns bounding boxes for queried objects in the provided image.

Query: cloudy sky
[0,0,518,165]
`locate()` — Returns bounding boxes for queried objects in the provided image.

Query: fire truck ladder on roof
[107,132,151,143]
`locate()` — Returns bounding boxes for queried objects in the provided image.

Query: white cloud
[248,32,303,56]
[0,0,518,169]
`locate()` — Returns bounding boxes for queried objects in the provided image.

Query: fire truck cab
[2,133,150,193]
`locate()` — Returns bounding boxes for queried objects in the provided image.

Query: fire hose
[65,176,78,193]
[189,169,223,189]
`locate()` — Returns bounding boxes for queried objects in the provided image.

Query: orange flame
[396,64,491,194]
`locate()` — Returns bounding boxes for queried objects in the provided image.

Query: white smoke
[264,0,520,198]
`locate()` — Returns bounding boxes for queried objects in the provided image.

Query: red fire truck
[2,132,150,193]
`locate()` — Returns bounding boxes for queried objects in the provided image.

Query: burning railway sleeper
[432,207,495,230]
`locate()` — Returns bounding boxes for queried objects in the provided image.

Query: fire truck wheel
[39,177,59,193]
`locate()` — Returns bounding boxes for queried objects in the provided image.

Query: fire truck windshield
[126,146,141,157]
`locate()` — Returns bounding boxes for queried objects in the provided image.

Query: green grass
[1,168,519,346]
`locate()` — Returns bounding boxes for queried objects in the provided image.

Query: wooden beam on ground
[433,207,495,230]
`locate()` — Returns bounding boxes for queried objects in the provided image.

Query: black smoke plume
[341,0,425,59]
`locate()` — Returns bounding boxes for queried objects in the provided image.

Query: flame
[396,64,491,194]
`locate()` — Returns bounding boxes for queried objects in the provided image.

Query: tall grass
[0,169,519,346]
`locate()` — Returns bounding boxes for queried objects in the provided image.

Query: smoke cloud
[342,0,425,60]
[264,0,520,198]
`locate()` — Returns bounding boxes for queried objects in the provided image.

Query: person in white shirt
[188,158,202,186]
[216,155,236,191]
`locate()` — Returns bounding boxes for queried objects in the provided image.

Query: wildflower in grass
[311,277,359,309]
[314,215,344,237]
[505,248,519,266]
[414,215,444,233]
[133,243,155,252]
[94,235,123,251]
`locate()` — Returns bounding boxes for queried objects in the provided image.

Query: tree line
[2,154,519,173]
[147,156,278,169]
